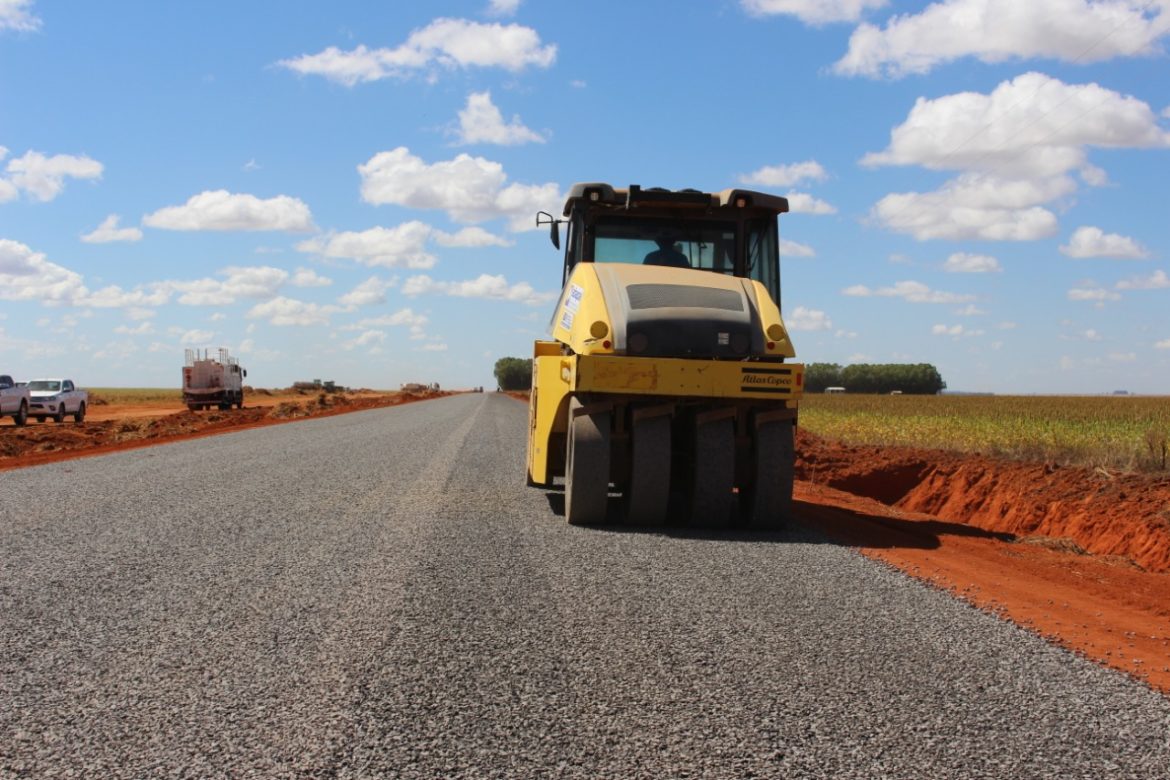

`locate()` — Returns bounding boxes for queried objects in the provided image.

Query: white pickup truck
[0,374,30,426]
[27,378,88,423]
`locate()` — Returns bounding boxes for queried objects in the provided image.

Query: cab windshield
[28,380,61,392]
[588,215,781,302]
[592,217,737,274]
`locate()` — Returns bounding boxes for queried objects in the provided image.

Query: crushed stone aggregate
[1,393,1169,779]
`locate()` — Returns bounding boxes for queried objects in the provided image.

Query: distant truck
[27,378,88,423]
[183,348,246,411]
[0,374,31,426]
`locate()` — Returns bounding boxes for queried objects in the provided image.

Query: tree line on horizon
[805,363,946,395]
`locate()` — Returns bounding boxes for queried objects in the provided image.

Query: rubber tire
[73,402,86,424]
[743,421,795,530]
[36,416,45,424]
[218,402,230,411]
[625,414,671,526]
[54,405,66,424]
[188,405,199,412]
[690,417,735,528]
[13,401,27,427]
[564,397,611,526]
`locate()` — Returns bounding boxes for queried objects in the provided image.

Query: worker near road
[643,237,690,268]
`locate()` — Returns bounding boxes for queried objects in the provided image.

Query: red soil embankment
[796,430,1170,574]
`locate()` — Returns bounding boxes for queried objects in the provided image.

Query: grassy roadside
[799,394,1170,473]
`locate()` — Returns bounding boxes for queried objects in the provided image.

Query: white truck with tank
[183,348,246,411]
[0,374,31,426]
[27,378,88,423]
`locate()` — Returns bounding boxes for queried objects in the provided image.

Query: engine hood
[591,264,765,359]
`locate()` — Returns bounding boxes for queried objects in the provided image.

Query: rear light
[603,340,612,349]
[766,341,775,350]
[796,372,803,387]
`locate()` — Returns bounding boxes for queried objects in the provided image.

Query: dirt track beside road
[0,390,451,470]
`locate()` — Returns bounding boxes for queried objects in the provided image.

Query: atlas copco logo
[742,374,791,387]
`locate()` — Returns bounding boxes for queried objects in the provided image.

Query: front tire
[564,396,611,526]
[54,405,66,424]
[13,401,27,427]
[73,402,86,423]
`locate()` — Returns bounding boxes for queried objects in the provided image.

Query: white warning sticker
[565,284,584,313]
[560,309,575,330]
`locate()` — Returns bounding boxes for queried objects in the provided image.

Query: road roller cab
[527,183,803,528]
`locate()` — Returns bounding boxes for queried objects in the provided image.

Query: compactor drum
[526,184,804,528]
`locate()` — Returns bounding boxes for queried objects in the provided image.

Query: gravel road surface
[2,393,1169,779]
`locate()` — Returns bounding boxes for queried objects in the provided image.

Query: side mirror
[243,369,248,378]
[536,211,560,250]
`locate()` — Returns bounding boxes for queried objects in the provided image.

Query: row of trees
[494,357,533,391]
[805,363,946,395]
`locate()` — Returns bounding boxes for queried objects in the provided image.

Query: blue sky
[1,0,1168,393]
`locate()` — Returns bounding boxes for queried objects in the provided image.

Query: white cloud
[170,266,289,306]
[419,342,449,352]
[347,308,429,330]
[780,238,816,258]
[143,190,314,232]
[1154,338,1170,349]
[126,307,156,321]
[864,73,1170,240]
[247,296,343,326]
[433,226,513,248]
[954,304,986,316]
[1080,328,1102,341]
[290,268,332,287]
[786,306,832,331]
[785,192,837,215]
[338,276,394,307]
[358,147,560,231]
[298,221,507,269]
[870,172,1066,241]
[299,222,436,269]
[402,273,554,305]
[113,322,155,336]
[3,150,102,202]
[343,329,386,351]
[487,0,521,15]
[835,0,1170,78]
[1109,352,1137,363]
[277,18,556,86]
[0,238,86,304]
[76,284,170,309]
[943,252,1001,273]
[1060,226,1150,259]
[738,160,828,188]
[740,0,887,24]
[863,73,1169,178]
[1067,286,1121,302]
[842,279,975,303]
[0,0,40,31]
[935,323,985,338]
[179,329,215,346]
[1116,269,1170,290]
[456,91,545,145]
[81,214,143,244]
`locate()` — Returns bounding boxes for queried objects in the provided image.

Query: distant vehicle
[27,378,88,423]
[0,374,30,426]
[825,386,846,394]
[183,348,246,411]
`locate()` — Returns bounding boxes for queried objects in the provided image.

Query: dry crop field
[799,394,1170,473]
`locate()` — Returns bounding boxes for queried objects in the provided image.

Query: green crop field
[798,394,1170,472]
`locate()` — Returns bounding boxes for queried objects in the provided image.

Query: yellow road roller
[527,183,804,528]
